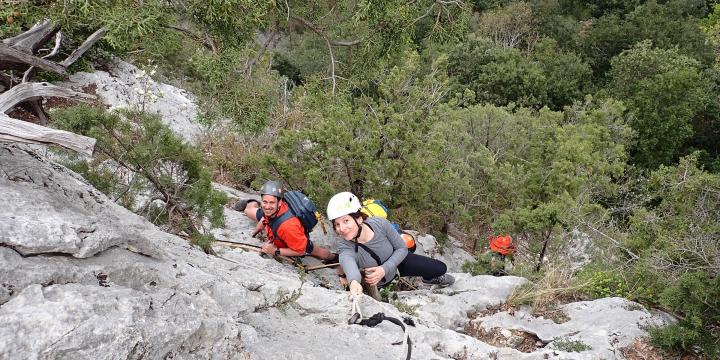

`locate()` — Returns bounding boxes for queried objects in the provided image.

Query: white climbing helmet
[327,191,362,221]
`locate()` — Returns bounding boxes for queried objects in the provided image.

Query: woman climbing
[327,191,455,295]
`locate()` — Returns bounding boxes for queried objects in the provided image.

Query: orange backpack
[489,235,515,256]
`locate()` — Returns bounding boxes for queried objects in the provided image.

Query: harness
[348,294,412,360]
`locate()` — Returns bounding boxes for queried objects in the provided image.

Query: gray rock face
[397,274,529,331]
[412,232,476,273]
[61,59,203,144]
[0,144,670,360]
[472,297,668,359]
[0,146,159,259]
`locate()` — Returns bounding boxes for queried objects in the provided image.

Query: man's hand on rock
[261,243,277,256]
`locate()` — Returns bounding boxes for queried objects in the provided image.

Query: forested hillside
[2,0,718,357]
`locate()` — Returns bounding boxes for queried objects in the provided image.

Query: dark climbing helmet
[260,180,284,199]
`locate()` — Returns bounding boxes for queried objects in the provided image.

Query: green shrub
[462,252,507,276]
[552,337,592,352]
[648,271,720,357]
[52,105,227,252]
[622,155,720,356]
[649,323,701,353]
[582,271,631,299]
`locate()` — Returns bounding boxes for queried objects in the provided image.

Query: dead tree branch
[1,20,104,155]
[160,24,216,53]
[0,43,68,75]
[23,32,63,83]
[0,82,94,113]
[60,27,108,68]
[2,19,59,54]
[0,113,96,156]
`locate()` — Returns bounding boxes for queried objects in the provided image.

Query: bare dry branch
[0,43,68,75]
[0,113,96,156]
[2,19,58,54]
[0,82,94,113]
[23,31,63,83]
[160,25,216,53]
[60,27,108,68]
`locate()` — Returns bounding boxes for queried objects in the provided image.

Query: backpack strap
[356,242,382,266]
[268,210,294,244]
[269,210,312,254]
[354,222,383,266]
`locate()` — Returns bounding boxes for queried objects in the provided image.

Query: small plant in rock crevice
[393,301,419,316]
[552,337,592,352]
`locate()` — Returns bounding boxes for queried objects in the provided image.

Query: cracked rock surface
[0,141,670,359]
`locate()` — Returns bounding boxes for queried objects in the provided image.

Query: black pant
[397,253,447,281]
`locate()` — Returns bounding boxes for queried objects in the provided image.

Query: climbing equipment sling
[348,294,412,360]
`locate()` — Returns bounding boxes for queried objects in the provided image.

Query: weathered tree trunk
[0,20,106,155]
[0,113,96,156]
[0,82,94,113]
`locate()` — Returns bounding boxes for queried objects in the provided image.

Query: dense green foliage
[5,0,720,355]
[624,155,720,355]
[603,41,706,168]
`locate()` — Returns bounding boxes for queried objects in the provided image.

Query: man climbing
[234,180,337,262]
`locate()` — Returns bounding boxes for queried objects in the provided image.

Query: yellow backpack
[361,199,416,252]
[360,199,389,218]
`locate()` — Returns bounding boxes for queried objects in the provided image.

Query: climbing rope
[349,294,363,324]
[347,294,412,360]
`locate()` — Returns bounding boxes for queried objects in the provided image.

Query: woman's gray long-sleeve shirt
[337,217,409,286]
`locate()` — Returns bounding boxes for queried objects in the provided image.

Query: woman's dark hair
[332,211,366,227]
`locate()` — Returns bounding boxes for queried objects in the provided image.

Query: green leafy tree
[423,97,632,263]
[684,67,720,172]
[449,35,591,110]
[52,105,227,253]
[625,154,720,356]
[488,99,632,269]
[702,2,720,55]
[186,0,271,48]
[604,40,706,168]
[529,0,583,50]
[579,0,713,77]
[261,52,465,228]
[531,38,593,110]
[564,0,644,18]
[471,0,512,12]
[449,35,548,108]
[256,0,470,91]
